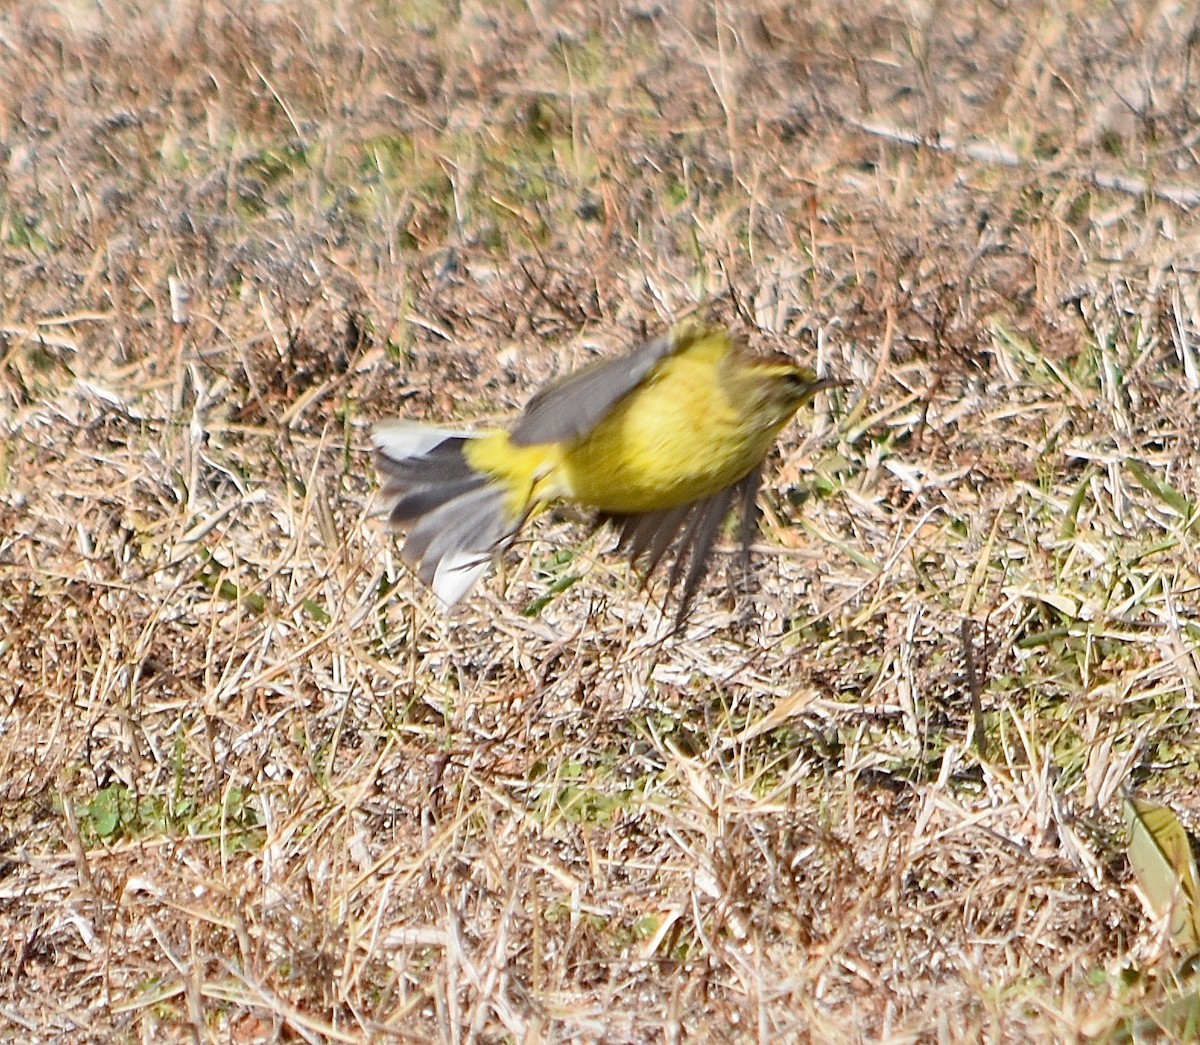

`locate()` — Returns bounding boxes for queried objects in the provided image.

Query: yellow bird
[373,321,842,618]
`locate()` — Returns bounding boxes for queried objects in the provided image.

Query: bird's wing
[604,466,764,627]
[509,330,680,446]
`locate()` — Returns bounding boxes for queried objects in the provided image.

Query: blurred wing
[734,464,763,585]
[510,331,677,446]
[606,467,764,626]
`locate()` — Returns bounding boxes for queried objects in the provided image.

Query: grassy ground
[3,0,1200,1040]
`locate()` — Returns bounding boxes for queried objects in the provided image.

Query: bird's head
[730,350,846,433]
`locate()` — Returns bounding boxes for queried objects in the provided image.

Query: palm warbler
[373,322,842,616]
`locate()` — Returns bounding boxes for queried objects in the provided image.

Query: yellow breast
[556,338,776,513]
[461,327,804,518]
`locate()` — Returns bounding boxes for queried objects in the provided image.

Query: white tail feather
[373,419,475,462]
[432,551,493,606]
[373,421,518,607]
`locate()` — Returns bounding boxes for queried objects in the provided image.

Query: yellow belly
[557,350,773,513]
[462,334,789,517]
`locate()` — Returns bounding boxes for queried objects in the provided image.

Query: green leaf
[85,788,122,839]
[1126,460,1200,534]
[1124,796,1200,956]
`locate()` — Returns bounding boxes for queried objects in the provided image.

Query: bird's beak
[810,376,850,394]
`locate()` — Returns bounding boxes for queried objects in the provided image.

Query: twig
[846,116,1200,208]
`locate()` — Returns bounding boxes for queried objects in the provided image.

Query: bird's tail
[372,421,530,606]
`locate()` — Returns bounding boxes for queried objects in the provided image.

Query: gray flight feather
[510,331,677,446]
[605,467,764,627]
[666,484,737,624]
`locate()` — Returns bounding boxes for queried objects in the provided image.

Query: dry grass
[3,0,1200,1040]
